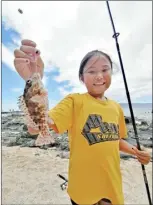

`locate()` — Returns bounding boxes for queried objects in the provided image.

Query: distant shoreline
[2,111,23,114]
[1,102,152,113]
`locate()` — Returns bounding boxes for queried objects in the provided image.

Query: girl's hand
[132,146,151,165]
[14,39,44,81]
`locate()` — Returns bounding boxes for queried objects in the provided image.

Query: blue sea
[120,103,152,122]
[2,103,152,122]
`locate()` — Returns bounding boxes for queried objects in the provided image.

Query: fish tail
[35,130,55,146]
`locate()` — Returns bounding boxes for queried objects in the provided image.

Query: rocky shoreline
[2,112,152,160]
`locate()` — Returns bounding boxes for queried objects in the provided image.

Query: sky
[2,1,152,111]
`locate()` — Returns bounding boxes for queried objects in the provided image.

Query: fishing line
[18,8,39,73]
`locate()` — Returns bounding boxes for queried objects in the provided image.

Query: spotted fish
[18,72,55,146]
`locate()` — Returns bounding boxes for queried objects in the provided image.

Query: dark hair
[79,50,113,79]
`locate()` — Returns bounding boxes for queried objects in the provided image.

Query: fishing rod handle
[57,174,68,182]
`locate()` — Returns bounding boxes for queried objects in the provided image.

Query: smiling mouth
[93,83,105,86]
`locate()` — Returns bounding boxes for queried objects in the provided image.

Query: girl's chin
[88,91,105,98]
[93,88,106,94]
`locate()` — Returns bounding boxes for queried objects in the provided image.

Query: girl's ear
[80,75,84,83]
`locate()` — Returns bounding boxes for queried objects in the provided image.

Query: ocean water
[2,103,152,121]
[120,103,152,122]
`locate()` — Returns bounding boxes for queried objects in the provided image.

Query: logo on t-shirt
[81,114,119,145]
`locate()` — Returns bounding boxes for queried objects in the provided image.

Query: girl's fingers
[20,45,40,55]
[13,39,43,79]
[137,158,145,164]
[14,48,40,63]
[136,151,150,158]
[21,39,37,47]
[136,155,151,164]
[137,158,149,165]
[133,147,150,157]
[14,58,30,65]
[14,49,30,58]
[136,155,147,161]
[135,151,150,159]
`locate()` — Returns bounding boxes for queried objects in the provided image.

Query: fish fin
[18,95,38,129]
[35,133,55,146]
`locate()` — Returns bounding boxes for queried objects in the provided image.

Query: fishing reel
[57,174,68,190]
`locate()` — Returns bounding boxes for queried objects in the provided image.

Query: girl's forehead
[86,55,111,68]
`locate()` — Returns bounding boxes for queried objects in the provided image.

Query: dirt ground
[2,146,152,205]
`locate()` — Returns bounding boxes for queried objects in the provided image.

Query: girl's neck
[88,92,106,101]
[96,96,106,101]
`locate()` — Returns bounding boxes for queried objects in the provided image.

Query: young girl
[14,39,151,205]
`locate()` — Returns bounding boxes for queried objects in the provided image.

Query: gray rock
[141,120,149,126]
[139,126,150,131]
[120,152,135,160]
[56,151,70,159]
[7,138,18,147]
[2,112,152,155]
[20,139,36,147]
[22,124,28,131]
[125,116,132,124]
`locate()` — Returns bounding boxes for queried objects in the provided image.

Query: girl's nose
[95,71,104,79]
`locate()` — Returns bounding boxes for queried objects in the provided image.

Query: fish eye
[26,80,32,85]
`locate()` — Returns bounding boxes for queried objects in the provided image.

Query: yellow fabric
[48,92,128,205]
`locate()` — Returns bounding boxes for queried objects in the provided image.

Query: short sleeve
[48,94,74,134]
[118,105,128,139]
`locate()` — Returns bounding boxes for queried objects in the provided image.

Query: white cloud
[48,100,58,110]
[58,87,72,97]
[2,44,15,71]
[2,1,152,102]
[42,74,49,88]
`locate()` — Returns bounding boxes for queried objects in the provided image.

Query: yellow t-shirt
[48,92,128,205]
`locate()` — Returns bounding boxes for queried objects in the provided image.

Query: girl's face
[81,55,112,98]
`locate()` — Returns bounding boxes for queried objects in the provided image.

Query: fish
[18,72,55,146]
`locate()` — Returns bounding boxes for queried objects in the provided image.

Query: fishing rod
[105,1,152,205]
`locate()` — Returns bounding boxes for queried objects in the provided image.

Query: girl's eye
[88,71,95,74]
